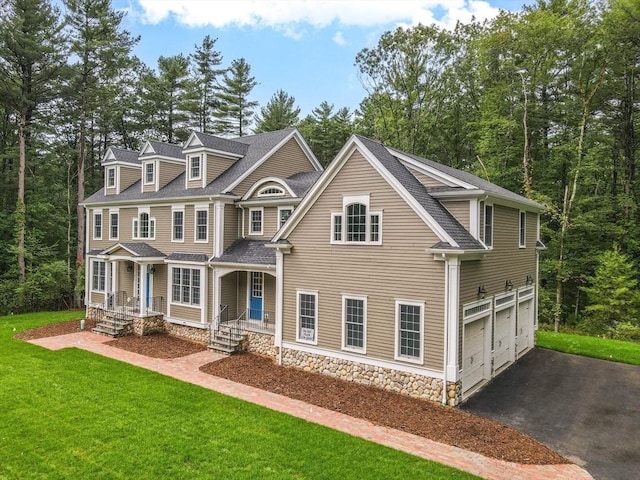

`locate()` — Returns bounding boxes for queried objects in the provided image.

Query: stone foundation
[165,322,209,343]
[244,331,278,357]
[86,306,101,321]
[133,315,166,336]
[281,348,462,406]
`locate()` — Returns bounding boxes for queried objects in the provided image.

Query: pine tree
[254,90,300,133]
[190,35,225,134]
[298,101,353,166]
[215,58,258,137]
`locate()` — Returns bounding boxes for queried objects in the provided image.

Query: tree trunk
[16,112,27,283]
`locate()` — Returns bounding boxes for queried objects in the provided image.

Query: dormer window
[189,155,201,180]
[144,162,155,185]
[106,167,115,188]
[331,195,382,245]
[258,186,284,197]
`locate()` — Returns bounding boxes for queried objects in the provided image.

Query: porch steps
[208,327,246,355]
[92,314,132,338]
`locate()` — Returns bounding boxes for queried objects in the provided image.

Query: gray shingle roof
[192,131,249,156]
[101,242,166,258]
[103,147,140,165]
[83,129,298,205]
[285,171,323,197]
[87,249,103,256]
[165,252,209,263]
[388,146,544,210]
[141,140,184,159]
[211,239,275,265]
[356,135,484,250]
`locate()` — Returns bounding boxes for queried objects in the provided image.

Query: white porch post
[140,263,148,316]
[212,267,222,327]
[214,201,225,258]
[445,256,460,381]
[105,260,112,304]
[275,250,284,351]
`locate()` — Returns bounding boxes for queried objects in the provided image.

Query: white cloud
[333,31,347,46]
[135,0,505,31]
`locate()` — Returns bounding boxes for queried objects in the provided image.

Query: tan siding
[206,153,235,184]
[238,273,248,314]
[234,138,317,196]
[224,205,239,249]
[91,291,104,304]
[282,150,446,371]
[117,264,134,297]
[220,272,239,320]
[244,206,278,239]
[158,162,183,189]
[186,178,200,189]
[441,200,470,230]
[169,303,202,322]
[264,273,276,314]
[120,166,139,192]
[152,264,168,313]
[408,168,449,188]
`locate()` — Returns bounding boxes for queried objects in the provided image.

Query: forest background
[1,0,639,339]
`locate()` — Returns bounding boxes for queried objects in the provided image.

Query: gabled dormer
[182,131,248,189]
[138,140,185,193]
[102,147,141,195]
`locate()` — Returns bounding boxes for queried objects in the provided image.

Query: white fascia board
[353,138,458,247]
[397,153,476,189]
[102,160,141,169]
[139,154,185,164]
[290,129,323,171]
[273,135,359,241]
[237,198,301,208]
[207,261,276,271]
[182,145,244,160]
[242,176,297,200]
[81,194,239,208]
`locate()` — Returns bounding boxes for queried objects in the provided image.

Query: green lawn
[537,330,640,365]
[0,311,478,480]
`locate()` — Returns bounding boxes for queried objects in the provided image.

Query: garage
[461,299,492,394]
[516,286,535,357]
[493,292,516,372]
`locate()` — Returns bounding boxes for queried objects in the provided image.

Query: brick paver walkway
[28,332,593,480]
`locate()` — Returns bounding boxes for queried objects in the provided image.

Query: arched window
[258,186,285,197]
[331,195,382,245]
[346,203,367,242]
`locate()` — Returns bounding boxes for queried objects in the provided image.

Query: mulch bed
[16,319,568,465]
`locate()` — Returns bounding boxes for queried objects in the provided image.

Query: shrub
[610,321,640,342]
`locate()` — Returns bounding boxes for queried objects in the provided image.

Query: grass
[0,311,478,480]
[536,330,640,365]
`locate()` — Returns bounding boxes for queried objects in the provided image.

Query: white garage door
[463,318,486,392]
[493,308,512,371]
[517,298,533,356]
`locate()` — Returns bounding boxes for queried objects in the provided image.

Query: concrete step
[208,343,237,355]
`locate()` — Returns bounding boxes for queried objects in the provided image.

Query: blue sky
[113,0,531,119]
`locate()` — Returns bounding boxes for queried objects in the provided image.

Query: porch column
[275,250,284,350]
[212,267,222,327]
[445,255,460,381]
[140,263,148,316]
[105,260,112,303]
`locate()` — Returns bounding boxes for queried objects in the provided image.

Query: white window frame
[194,206,208,243]
[106,167,116,188]
[341,294,367,353]
[484,203,493,248]
[109,209,119,241]
[277,206,293,229]
[330,194,382,245]
[143,161,155,185]
[249,207,263,236]
[91,260,106,292]
[132,207,155,240]
[170,266,201,307]
[258,186,285,197]
[172,206,185,242]
[519,210,526,248]
[189,155,201,181]
[296,289,318,345]
[394,299,424,364]
[93,211,102,240]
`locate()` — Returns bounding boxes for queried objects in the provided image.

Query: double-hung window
[395,300,424,363]
[106,167,116,188]
[484,204,493,247]
[297,290,318,344]
[249,208,263,235]
[93,211,102,240]
[109,211,119,240]
[91,260,106,292]
[519,211,526,248]
[172,208,184,242]
[278,207,292,228]
[144,162,155,185]
[331,195,382,245]
[171,267,200,306]
[189,155,201,180]
[132,209,155,240]
[342,295,366,352]
[195,207,208,242]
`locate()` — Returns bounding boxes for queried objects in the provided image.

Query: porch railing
[103,292,165,316]
[220,309,275,335]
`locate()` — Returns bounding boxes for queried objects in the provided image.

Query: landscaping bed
[17,318,568,466]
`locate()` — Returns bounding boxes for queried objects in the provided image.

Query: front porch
[89,291,166,337]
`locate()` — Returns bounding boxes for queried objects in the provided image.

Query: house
[83,130,545,406]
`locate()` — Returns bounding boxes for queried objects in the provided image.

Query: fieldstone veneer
[244,331,278,357]
[280,348,463,406]
[165,323,209,343]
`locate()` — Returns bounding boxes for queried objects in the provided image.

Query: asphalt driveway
[461,347,640,480]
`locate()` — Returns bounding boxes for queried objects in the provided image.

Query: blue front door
[249,272,263,320]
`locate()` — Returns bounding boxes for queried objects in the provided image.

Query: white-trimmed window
[109,211,119,240]
[331,195,382,245]
[171,267,200,306]
[132,209,155,240]
[278,207,293,228]
[195,207,208,242]
[144,162,155,185]
[258,186,284,197]
[172,208,184,242]
[296,290,318,344]
[249,208,263,235]
[189,155,201,180]
[106,167,116,188]
[93,211,102,240]
[342,295,367,353]
[91,260,106,292]
[395,300,424,364]
[484,203,493,247]
[519,211,526,248]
